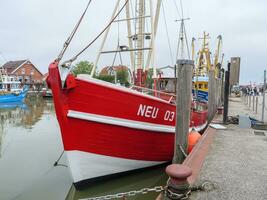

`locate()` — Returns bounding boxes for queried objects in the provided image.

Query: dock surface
[191,97,267,200]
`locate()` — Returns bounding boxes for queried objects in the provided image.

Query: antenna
[175,0,190,60]
[175,17,190,60]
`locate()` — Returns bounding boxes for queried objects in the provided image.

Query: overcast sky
[0,0,266,84]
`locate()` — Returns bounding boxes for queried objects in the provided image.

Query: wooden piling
[173,59,193,164]
[220,69,225,103]
[208,70,216,122]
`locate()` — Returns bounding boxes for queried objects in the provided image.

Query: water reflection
[0,97,68,200]
[67,166,168,200]
[0,97,54,132]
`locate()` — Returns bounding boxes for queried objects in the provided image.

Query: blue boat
[0,86,28,103]
[0,73,29,103]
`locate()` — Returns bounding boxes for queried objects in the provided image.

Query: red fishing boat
[47,0,208,188]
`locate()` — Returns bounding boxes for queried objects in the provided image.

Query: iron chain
[165,187,191,200]
[79,181,216,200]
[79,186,164,200]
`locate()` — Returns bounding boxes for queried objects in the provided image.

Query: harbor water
[0,96,168,200]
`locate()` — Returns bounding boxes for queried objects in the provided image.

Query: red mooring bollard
[164,164,192,200]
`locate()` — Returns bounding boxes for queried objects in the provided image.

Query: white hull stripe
[67,110,207,133]
[68,110,175,133]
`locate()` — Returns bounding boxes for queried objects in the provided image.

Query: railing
[130,85,176,103]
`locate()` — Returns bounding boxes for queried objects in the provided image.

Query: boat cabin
[192,76,209,91]
[0,75,22,93]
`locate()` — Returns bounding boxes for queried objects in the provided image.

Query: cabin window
[31,69,34,75]
[198,83,203,89]
[21,68,25,74]
[204,84,208,89]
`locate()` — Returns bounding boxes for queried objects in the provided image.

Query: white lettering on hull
[138,104,159,119]
[137,104,174,121]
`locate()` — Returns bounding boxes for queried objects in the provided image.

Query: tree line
[72,61,156,88]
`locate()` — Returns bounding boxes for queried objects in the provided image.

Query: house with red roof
[2,59,43,85]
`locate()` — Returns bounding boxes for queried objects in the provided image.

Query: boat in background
[192,76,209,102]
[48,1,208,189]
[0,74,28,103]
[41,87,53,98]
[192,32,223,102]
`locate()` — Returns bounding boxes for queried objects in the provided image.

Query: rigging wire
[64,0,129,66]
[183,23,191,59]
[175,0,190,60]
[118,1,123,66]
[180,0,184,18]
[172,0,182,19]
[56,0,93,62]
[162,1,174,65]
[0,51,8,63]
[112,1,123,67]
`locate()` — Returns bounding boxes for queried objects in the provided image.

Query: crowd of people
[241,86,261,96]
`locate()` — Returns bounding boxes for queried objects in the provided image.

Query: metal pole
[125,0,134,71]
[261,70,266,122]
[249,95,251,108]
[173,59,193,164]
[92,0,121,76]
[223,63,230,124]
[256,96,258,114]
[253,95,255,111]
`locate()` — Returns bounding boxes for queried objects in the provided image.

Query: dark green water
[0,97,168,200]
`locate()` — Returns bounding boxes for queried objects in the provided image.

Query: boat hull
[48,62,208,188]
[0,89,28,103]
[193,89,208,101]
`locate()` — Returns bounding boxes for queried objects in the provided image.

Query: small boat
[0,75,28,103]
[48,1,208,189]
[41,88,53,98]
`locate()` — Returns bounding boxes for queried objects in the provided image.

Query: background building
[230,57,241,86]
[2,59,43,87]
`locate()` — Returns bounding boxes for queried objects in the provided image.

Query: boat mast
[92,0,160,87]
[92,0,121,77]
[176,18,190,61]
[134,0,145,87]
[135,0,145,72]
[197,32,212,76]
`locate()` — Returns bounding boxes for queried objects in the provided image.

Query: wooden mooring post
[208,70,216,122]
[223,63,230,124]
[173,59,193,164]
[261,70,266,122]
